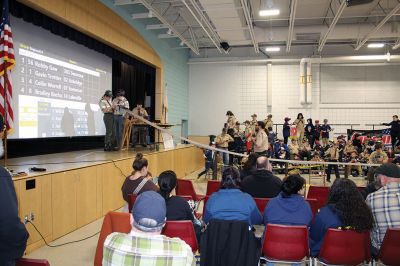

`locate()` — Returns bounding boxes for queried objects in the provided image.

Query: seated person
[299,139,312,161]
[366,163,400,256]
[273,139,289,160]
[344,151,362,178]
[158,170,202,242]
[239,153,258,180]
[103,191,194,266]
[241,156,282,198]
[203,167,262,226]
[309,179,374,256]
[343,140,357,159]
[121,153,158,204]
[0,166,29,265]
[288,139,300,160]
[367,142,389,182]
[264,174,312,226]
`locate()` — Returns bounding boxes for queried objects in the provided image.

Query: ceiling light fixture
[367,43,385,48]
[265,46,280,52]
[259,9,280,16]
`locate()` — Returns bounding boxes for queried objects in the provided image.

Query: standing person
[293,113,305,142]
[267,127,276,157]
[215,128,234,168]
[321,119,332,147]
[314,120,322,143]
[112,90,129,149]
[305,118,315,147]
[325,142,340,182]
[0,166,29,265]
[244,120,253,154]
[382,115,400,149]
[309,179,374,257]
[283,117,291,144]
[131,101,149,147]
[99,90,116,151]
[103,191,194,266]
[198,143,216,179]
[253,121,269,156]
[366,163,400,256]
[264,114,273,130]
[226,111,236,129]
[250,114,258,132]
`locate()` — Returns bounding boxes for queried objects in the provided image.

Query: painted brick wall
[100,0,189,140]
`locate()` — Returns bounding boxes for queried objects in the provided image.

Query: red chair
[305,198,319,216]
[127,194,137,213]
[201,195,211,215]
[254,198,270,215]
[16,259,50,266]
[176,179,205,202]
[316,229,371,265]
[377,228,400,265]
[261,224,310,264]
[94,212,131,266]
[206,180,221,195]
[307,186,329,212]
[162,220,198,252]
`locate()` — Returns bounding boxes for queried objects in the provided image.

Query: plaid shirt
[366,182,400,249]
[103,232,194,266]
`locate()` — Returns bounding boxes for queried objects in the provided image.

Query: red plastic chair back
[94,212,131,266]
[176,179,203,201]
[378,228,400,265]
[262,224,309,262]
[16,259,50,266]
[162,220,198,252]
[305,198,319,216]
[179,195,193,201]
[318,229,371,265]
[254,198,270,215]
[128,194,137,213]
[307,186,329,211]
[206,180,221,195]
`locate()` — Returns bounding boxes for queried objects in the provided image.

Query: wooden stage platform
[11,145,204,254]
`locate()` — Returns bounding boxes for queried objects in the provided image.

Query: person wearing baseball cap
[103,191,194,266]
[99,90,116,151]
[283,117,291,144]
[365,163,400,255]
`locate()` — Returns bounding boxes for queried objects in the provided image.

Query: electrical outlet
[29,212,35,222]
[24,215,28,224]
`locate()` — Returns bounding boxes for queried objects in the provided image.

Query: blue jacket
[309,205,342,256]
[264,192,313,226]
[274,143,289,159]
[204,189,263,226]
[283,122,290,138]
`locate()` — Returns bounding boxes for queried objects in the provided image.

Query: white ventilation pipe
[299,58,306,105]
[306,60,312,104]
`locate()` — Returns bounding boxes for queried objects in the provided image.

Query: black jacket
[0,167,29,263]
[200,219,261,266]
[383,120,400,133]
[241,169,282,198]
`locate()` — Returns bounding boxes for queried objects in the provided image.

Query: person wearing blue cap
[103,191,194,266]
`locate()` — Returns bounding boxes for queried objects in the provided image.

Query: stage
[11,145,204,254]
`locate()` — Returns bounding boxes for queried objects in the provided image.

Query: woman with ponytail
[121,153,158,204]
[203,167,262,226]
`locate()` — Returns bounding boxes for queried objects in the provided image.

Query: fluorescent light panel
[367,43,384,48]
[265,47,280,52]
[259,9,280,16]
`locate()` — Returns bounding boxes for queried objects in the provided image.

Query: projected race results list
[18,45,105,104]
[15,44,109,138]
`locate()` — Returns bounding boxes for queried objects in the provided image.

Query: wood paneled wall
[13,146,204,254]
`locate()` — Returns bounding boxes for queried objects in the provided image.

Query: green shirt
[103,232,195,266]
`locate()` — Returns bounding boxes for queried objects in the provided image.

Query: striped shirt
[103,232,194,266]
[366,182,400,249]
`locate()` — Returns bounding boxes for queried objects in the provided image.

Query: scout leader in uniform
[99,90,117,151]
[215,128,234,167]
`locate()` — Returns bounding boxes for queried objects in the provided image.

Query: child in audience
[288,138,300,160]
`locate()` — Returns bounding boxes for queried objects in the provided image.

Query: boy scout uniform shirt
[99,98,113,113]
[326,147,339,161]
[254,130,269,152]
[215,134,234,148]
[344,144,356,155]
[250,120,257,132]
[227,116,237,129]
[132,107,149,118]
[264,119,273,129]
[289,143,299,155]
[294,119,305,130]
[369,150,388,164]
[112,97,129,116]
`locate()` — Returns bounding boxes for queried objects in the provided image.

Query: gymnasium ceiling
[110,0,400,58]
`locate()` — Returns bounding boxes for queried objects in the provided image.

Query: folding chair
[176,179,205,202]
[377,228,400,265]
[206,180,221,195]
[162,220,198,252]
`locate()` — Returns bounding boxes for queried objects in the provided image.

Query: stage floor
[8,145,185,180]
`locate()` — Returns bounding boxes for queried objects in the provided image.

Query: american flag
[0,0,14,131]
